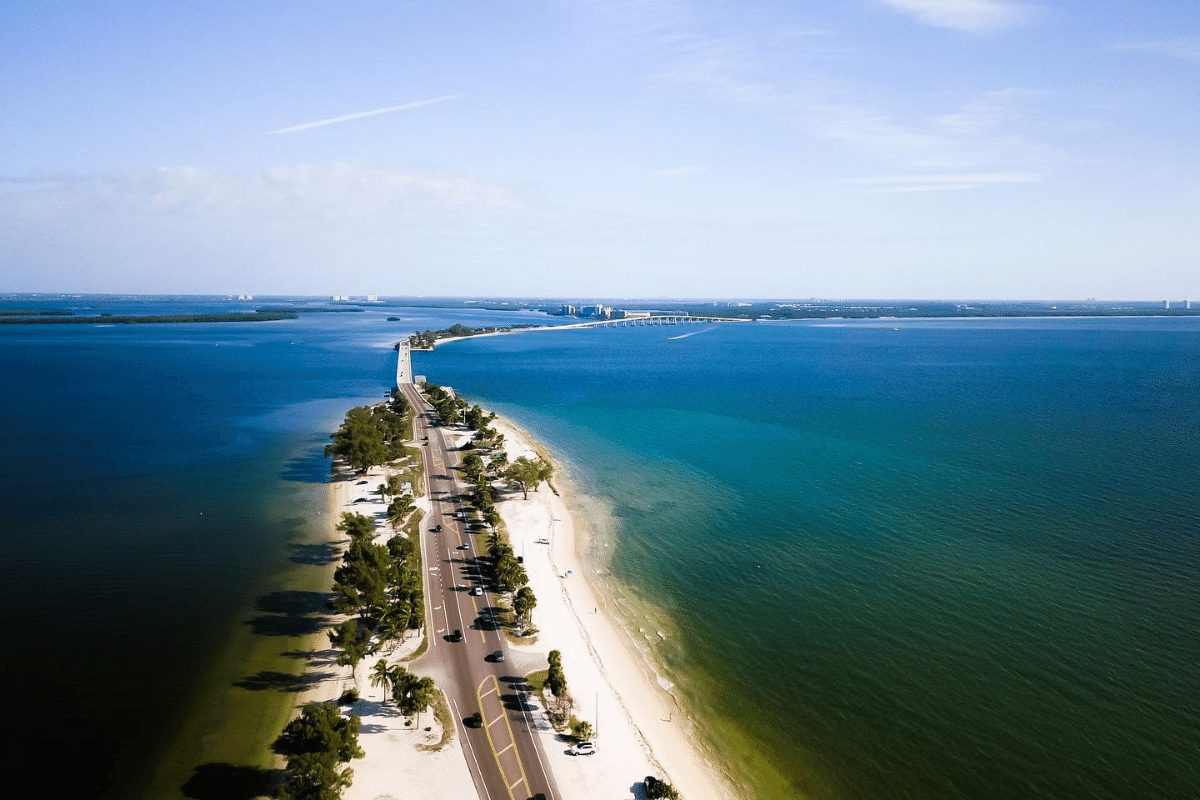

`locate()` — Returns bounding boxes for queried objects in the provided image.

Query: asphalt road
[400,383,563,800]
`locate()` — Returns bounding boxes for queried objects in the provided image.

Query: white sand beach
[295,407,737,800]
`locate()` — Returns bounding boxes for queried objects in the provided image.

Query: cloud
[652,166,707,177]
[267,95,460,135]
[876,0,1032,33]
[1111,37,1200,62]
[843,171,1040,192]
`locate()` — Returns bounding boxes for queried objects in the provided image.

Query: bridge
[548,314,751,330]
[397,315,750,387]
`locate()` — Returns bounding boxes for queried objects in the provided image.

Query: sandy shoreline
[288,399,738,800]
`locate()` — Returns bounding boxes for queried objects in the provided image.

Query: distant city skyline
[2,0,1197,299]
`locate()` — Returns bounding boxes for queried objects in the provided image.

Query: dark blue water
[422,318,1200,800]
[0,297,542,798]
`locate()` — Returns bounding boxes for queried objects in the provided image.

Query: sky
[1,0,1197,299]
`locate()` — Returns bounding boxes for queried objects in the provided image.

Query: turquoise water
[422,318,1200,800]
[2,303,1197,799]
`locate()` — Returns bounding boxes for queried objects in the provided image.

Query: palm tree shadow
[181,762,283,799]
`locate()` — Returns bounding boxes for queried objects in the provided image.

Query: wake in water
[668,327,716,340]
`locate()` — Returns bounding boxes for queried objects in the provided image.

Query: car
[467,711,483,728]
[470,586,483,596]
[568,742,596,756]
[432,524,443,532]
[449,629,462,642]
[457,543,470,550]
[535,538,550,545]
[492,650,505,662]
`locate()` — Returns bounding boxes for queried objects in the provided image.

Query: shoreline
[487,414,744,800]
[289,394,741,800]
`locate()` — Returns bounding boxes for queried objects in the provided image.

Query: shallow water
[425,318,1200,800]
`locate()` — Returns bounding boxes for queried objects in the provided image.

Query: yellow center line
[476,678,517,800]
[491,676,534,799]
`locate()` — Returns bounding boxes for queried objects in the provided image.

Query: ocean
[2,299,1197,799]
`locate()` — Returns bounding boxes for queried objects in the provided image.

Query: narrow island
[270,380,729,800]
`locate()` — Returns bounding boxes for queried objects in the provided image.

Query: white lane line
[450,697,496,800]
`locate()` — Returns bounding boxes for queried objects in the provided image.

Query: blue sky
[2,0,1196,299]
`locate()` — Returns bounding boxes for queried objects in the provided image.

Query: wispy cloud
[652,165,707,177]
[876,0,1032,33]
[1111,36,1200,62]
[843,171,1040,192]
[267,95,460,135]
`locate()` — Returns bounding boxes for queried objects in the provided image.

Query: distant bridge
[397,315,750,387]
[550,314,752,329]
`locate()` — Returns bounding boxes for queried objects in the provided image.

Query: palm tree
[370,659,393,702]
[387,494,415,531]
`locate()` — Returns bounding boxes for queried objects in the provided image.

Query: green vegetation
[542,650,573,730]
[273,703,363,800]
[407,322,540,350]
[504,455,554,499]
[645,776,681,799]
[326,512,424,666]
[570,718,594,743]
[325,394,411,473]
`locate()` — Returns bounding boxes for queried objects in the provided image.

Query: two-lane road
[400,383,562,800]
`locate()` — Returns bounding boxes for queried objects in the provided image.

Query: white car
[535,538,550,545]
[568,742,596,756]
[470,586,483,596]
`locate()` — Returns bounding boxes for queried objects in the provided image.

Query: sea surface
[2,298,1197,800]
[423,317,1200,800]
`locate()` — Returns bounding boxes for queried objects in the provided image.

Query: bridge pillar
[396,340,413,388]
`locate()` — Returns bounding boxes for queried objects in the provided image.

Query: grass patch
[525,670,548,692]
[416,688,455,752]
[390,446,426,497]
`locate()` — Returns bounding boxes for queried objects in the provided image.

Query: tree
[389,666,438,727]
[513,586,537,626]
[328,620,371,688]
[570,719,593,742]
[369,659,393,702]
[461,453,485,483]
[387,494,415,531]
[483,507,501,530]
[336,513,374,541]
[328,406,389,473]
[504,456,552,499]
[546,650,568,698]
[274,703,364,800]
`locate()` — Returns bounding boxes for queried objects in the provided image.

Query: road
[399,382,563,800]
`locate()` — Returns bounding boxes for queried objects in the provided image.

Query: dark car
[492,650,505,662]
[449,629,462,642]
[432,524,443,532]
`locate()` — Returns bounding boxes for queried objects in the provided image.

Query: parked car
[568,741,596,756]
